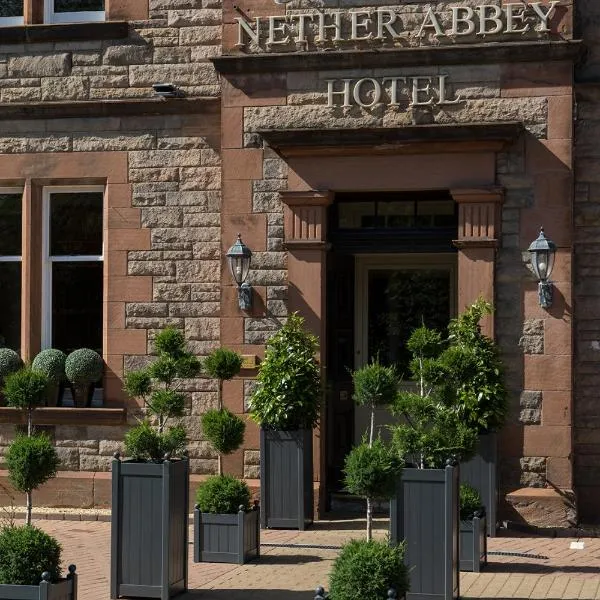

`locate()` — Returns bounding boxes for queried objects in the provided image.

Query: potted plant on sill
[193,348,259,565]
[248,314,321,530]
[65,348,104,408]
[435,298,507,536]
[0,367,77,600]
[459,483,487,573]
[0,348,22,406]
[32,349,67,408]
[389,325,479,600]
[112,327,201,600]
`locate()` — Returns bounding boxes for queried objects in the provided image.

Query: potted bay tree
[458,483,487,572]
[389,325,479,600]
[111,327,201,600]
[248,314,321,530]
[194,347,259,565]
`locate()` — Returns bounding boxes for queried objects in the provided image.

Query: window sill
[0,407,126,426]
[0,21,128,44]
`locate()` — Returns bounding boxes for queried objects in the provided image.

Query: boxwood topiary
[65,348,104,408]
[0,348,22,386]
[0,525,61,586]
[201,409,245,458]
[3,368,48,436]
[195,474,251,515]
[459,483,483,520]
[328,539,409,600]
[32,349,67,407]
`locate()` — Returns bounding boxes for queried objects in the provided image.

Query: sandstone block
[185,317,220,341]
[141,207,183,228]
[168,301,220,317]
[103,44,152,66]
[9,53,70,78]
[41,76,89,101]
[73,133,155,152]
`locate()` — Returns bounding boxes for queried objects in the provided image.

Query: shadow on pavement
[483,562,600,575]
[254,553,325,565]
[181,590,315,600]
[311,517,389,531]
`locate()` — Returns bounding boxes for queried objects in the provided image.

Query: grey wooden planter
[111,456,189,600]
[0,566,77,600]
[459,514,487,572]
[460,433,497,536]
[390,464,459,600]
[193,503,260,564]
[315,586,404,600]
[260,428,313,530]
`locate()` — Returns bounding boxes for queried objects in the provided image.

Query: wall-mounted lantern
[527,227,557,309]
[226,234,253,311]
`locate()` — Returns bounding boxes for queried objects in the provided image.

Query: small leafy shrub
[459,483,483,520]
[6,434,59,495]
[65,348,103,386]
[0,348,22,382]
[196,474,251,514]
[3,368,48,426]
[0,525,61,585]
[31,350,67,384]
[328,539,409,600]
[249,314,321,431]
[201,409,245,456]
[203,348,243,382]
[124,421,187,462]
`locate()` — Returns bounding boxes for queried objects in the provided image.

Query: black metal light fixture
[226,234,253,311]
[527,227,557,309]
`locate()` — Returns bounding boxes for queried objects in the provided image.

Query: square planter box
[0,566,77,600]
[260,428,313,530]
[193,503,260,564]
[390,464,459,600]
[111,457,189,600]
[459,515,487,572]
[460,433,497,536]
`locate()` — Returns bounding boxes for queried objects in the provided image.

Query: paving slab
[19,518,600,600]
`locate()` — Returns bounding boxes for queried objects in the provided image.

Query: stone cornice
[213,40,583,75]
[0,97,220,120]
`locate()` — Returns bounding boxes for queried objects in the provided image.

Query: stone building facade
[0,0,598,527]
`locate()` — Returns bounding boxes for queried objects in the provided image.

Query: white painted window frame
[44,0,104,24]
[41,186,104,350]
[0,15,24,27]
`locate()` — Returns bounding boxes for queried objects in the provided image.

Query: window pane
[0,193,22,256]
[50,192,103,256]
[0,262,21,352]
[52,262,103,354]
[54,0,104,12]
[0,0,23,18]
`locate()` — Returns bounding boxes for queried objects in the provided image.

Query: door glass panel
[0,262,21,351]
[52,262,103,354]
[367,269,451,376]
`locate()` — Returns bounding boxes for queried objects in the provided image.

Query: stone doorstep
[505,486,577,529]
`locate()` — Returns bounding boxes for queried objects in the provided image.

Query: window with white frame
[0,0,24,26]
[44,0,105,24]
[42,187,104,354]
[0,189,23,352]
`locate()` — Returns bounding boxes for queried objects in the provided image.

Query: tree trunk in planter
[460,433,497,536]
[260,428,313,530]
[0,566,77,600]
[193,503,260,564]
[459,514,487,572]
[111,457,189,600]
[390,464,459,600]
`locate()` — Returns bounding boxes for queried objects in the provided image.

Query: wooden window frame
[43,0,104,24]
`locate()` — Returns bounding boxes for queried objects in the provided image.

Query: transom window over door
[45,0,105,24]
[42,187,104,354]
[0,0,24,26]
[0,189,23,352]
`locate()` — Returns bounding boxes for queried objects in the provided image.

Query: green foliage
[201,409,245,456]
[6,434,59,494]
[124,421,187,462]
[149,389,185,420]
[0,525,61,585]
[3,368,48,411]
[64,348,103,385]
[195,474,251,515]
[124,370,152,399]
[248,314,321,430]
[343,439,402,501]
[0,348,22,380]
[352,361,399,409]
[436,299,507,433]
[203,348,243,382]
[31,350,66,384]
[459,483,482,520]
[328,539,409,600]
[154,328,187,358]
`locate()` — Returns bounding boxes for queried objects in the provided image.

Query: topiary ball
[0,525,61,585]
[195,474,251,515]
[3,368,48,410]
[201,408,245,456]
[6,434,59,494]
[203,348,243,382]
[328,539,409,600]
[65,349,104,386]
[32,349,67,384]
[0,348,22,380]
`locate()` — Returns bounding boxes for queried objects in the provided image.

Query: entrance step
[505,487,577,528]
[329,492,389,515]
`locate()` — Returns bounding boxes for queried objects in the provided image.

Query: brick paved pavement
[28,518,600,600]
